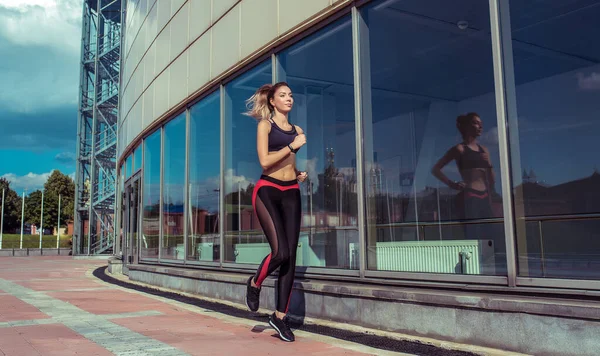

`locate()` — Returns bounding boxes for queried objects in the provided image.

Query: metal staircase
[74,0,122,256]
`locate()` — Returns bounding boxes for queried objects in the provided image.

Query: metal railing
[95,128,117,153]
[97,83,119,104]
[98,28,120,55]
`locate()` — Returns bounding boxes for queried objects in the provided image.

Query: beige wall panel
[188,31,211,95]
[143,43,156,90]
[170,2,190,61]
[171,0,187,15]
[169,51,189,107]
[212,0,237,22]
[157,0,172,33]
[189,0,211,44]
[211,4,240,78]
[278,0,330,35]
[240,0,277,58]
[153,68,170,121]
[155,25,171,75]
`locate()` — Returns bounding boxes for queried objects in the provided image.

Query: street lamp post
[20,190,25,249]
[1,188,4,249]
[39,190,44,249]
[57,194,61,248]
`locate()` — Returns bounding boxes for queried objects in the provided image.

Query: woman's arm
[293,125,308,182]
[256,120,294,170]
[432,147,463,190]
[481,145,496,191]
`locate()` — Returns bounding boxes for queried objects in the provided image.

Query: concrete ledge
[107,257,123,274]
[0,248,72,256]
[126,263,600,356]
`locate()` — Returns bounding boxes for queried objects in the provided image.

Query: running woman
[243,82,307,342]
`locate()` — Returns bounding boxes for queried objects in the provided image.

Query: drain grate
[93,267,478,356]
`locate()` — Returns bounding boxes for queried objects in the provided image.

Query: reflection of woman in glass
[432,112,495,221]
[243,82,307,342]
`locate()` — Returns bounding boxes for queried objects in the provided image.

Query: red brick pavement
[0,324,112,356]
[0,257,378,355]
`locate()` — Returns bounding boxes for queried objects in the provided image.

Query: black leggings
[251,175,301,313]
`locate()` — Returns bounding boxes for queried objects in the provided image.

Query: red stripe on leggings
[255,253,271,287]
[285,290,293,313]
[252,179,300,210]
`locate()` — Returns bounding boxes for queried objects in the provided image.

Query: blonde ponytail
[244,84,273,121]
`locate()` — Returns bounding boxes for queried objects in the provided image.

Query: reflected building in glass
[112,1,600,354]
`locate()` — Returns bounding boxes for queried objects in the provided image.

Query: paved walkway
[0,257,406,356]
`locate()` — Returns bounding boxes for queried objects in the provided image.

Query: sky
[0,0,81,195]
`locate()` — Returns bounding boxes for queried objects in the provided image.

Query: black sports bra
[267,119,299,153]
[457,144,491,170]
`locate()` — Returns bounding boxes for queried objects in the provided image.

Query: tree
[43,170,76,230]
[0,178,22,233]
[24,190,43,227]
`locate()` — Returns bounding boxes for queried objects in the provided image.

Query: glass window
[361,0,506,276]
[278,15,358,269]
[507,0,600,279]
[188,91,221,262]
[162,113,186,260]
[125,154,132,179]
[119,163,125,255]
[133,145,142,173]
[224,61,272,263]
[141,131,161,258]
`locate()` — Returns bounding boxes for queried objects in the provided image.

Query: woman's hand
[297,171,308,182]
[450,180,466,191]
[291,134,306,150]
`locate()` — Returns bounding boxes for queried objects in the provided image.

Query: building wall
[118,0,344,157]
[116,0,600,290]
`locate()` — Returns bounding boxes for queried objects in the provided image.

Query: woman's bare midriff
[263,152,297,181]
[460,168,489,191]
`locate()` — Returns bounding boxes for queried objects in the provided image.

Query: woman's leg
[276,188,301,313]
[253,185,289,287]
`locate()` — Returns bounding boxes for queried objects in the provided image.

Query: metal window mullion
[87,0,103,256]
[271,53,277,83]
[113,0,125,258]
[74,0,89,256]
[159,126,164,260]
[489,0,517,287]
[219,84,225,268]
[351,6,370,278]
[138,138,144,263]
[184,107,190,263]
[115,168,121,256]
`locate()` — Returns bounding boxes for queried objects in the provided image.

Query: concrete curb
[0,248,72,257]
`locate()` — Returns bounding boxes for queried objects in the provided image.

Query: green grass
[0,234,72,249]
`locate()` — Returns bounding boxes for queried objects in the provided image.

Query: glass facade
[188,91,221,262]
[141,130,161,259]
[362,0,506,275]
[119,0,600,289]
[278,16,358,269]
[162,113,186,260]
[133,145,142,173]
[507,0,600,280]
[223,62,272,263]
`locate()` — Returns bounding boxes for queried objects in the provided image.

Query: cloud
[1,170,52,193]
[480,127,499,146]
[224,169,254,193]
[577,72,600,91]
[0,105,77,150]
[55,151,76,165]
[0,0,82,112]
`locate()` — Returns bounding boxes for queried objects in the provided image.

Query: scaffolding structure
[74,0,122,255]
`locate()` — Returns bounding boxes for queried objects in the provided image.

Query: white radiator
[234,235,325,266]
[374,240,495,274]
